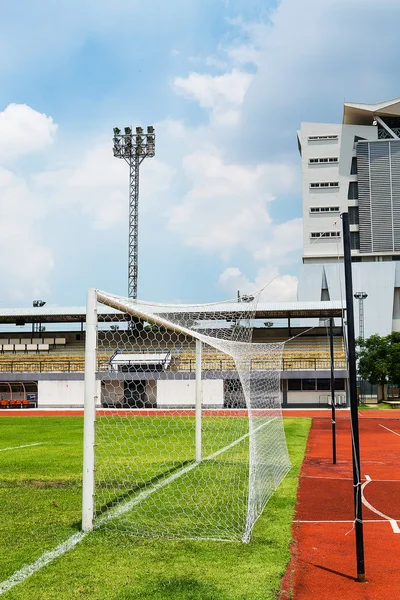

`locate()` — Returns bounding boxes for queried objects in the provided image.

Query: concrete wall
[38,379,101,408]
[286,391,346,406]
[156,379,224,407]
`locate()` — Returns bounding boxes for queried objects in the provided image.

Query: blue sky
[1,0,400,307]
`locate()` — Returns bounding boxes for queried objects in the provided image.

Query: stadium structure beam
[113,126,155,299]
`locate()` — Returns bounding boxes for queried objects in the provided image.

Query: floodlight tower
[113,126,155,299]
[354,292,368,340]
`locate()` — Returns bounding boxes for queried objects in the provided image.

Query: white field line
[0,532,87,596]
[0,442,43,453]
[0,417,277,593]
[99,417,277,525]
[362,474,400,534]
[379,424,400,437]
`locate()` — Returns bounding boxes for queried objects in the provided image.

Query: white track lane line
[379,424,400,437]
[0,418,277,594]
[0,443,43,453]
[298,519,387,523]
[362,474,400,534]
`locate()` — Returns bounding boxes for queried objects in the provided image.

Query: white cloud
[34,141,175,230]
[0,167,54,301]
[0,104,57,161]
[238,0,400,160]
[0,104,58,300]
[219,266,298,302]
[253,218,303,265]
[173,69,253,125]
[167,147,297,260]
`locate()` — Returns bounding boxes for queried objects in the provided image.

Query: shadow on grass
[114,576,229,600]
[95,460,193,517]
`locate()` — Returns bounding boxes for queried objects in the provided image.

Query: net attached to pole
[90,290,291,542]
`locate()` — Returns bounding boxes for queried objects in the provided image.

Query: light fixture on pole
[354,292,368,340]
[113,125,156,299]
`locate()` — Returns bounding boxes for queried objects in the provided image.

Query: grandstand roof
[0,301,344,324]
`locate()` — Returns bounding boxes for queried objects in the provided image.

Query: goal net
[82,289,291,543]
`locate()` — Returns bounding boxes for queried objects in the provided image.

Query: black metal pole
[342,212,366,583]
[329,317,337,465]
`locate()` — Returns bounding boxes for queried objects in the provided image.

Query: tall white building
[297,98,400,337]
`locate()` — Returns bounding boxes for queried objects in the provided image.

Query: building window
[311,231,341,238]
[288,379,302,391]
[310,207,340,213]
[350,156,358,175]
[316,379,345,391]
[348,181,359,200]
[310,182,339,189]
[302,379,316,391]
[349,206,359,225]
[350,231,360,250]
[308,135,338,141]
[335,379,345,391]
[317,379,331,391]
[309,157,339,165]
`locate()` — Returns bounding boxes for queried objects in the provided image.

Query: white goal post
[82,288,291,542]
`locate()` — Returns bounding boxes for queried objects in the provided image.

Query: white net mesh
[88,290,291,542]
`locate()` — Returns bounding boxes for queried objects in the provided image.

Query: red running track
[280,415,400,599]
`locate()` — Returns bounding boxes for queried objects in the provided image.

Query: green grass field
[0,416,310,599]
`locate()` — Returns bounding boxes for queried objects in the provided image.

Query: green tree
[357,332,400,386]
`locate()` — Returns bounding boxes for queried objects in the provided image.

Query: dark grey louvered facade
[357,140,400,253]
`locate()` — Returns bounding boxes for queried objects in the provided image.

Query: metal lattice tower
[354,292,368,340]
[113,126,155,299]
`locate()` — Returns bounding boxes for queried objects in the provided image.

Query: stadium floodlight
[112,124,156,299]
[33,300,46,307]
[241,295,255,303]
[82,288,291,542]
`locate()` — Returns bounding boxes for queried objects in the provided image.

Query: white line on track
[362,474,400,534]
[298,519,388,523]
[0,442,43,453]
[301,474,400,482]
[379,424,400,437]
[0,418,277,595]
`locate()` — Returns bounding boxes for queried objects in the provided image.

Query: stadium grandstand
[0,300,347,409]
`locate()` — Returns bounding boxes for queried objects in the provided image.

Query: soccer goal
[82,289,291,542]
